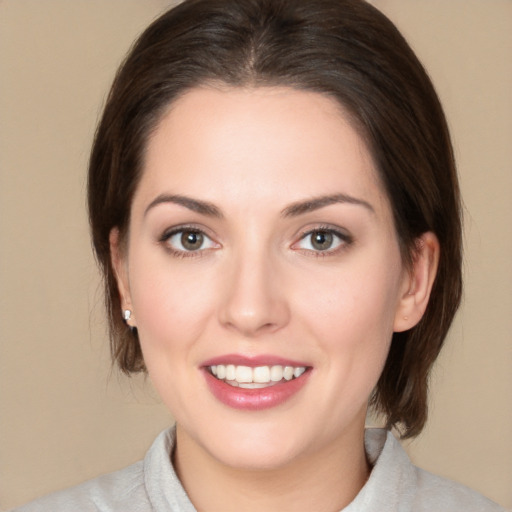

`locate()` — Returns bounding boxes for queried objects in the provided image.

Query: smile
[203,359,311,410]
[209,364,307,388]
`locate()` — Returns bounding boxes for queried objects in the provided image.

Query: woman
[14,0,505,510]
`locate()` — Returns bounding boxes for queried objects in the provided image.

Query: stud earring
[123,309,132,322]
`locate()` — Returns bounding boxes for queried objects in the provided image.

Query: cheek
[127,255,219,414]
[128,253,217,352]
[303,265,400,339]
[299,257,402,382]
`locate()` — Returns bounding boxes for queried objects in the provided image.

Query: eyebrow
[281,193,375,217]
[144,192,374,219]
[144,194,223,218]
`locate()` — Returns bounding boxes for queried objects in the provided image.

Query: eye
[295,228,351,253]
[162,228,217,254]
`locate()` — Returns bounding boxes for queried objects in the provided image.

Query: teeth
[253,366,270,383]
[209,364,307,385]
[216,365,226,379]
[226,364,236,381]
[270,365,283,382]
[283,366,294,381]
[235,365,253,383]
[237,382,271,389]
[294,367,306,378]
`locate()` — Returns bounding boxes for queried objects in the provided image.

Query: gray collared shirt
[13,427,505,511]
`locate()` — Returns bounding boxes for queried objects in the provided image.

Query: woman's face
[114,86,413,470]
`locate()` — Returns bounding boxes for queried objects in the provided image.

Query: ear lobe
[110,228,135,326]
[394,232,440,332]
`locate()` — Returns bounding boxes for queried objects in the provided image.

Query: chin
[193,412,335,473]
[211,436,306,471]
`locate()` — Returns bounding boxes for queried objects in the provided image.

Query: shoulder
[356,428,506,512]
[412,466,506,512]
[11,427,192,512]
[11,460,149,512]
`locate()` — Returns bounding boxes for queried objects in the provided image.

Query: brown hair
[88,0,462,438]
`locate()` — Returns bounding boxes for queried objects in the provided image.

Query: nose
[218,249,290,337]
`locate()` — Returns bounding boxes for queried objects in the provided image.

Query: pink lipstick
[201,354,311,411]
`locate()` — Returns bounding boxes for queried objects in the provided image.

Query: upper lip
[201,354,310,368]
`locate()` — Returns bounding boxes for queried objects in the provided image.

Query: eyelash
[159,225,218,258]
[293,226,354,257]
[159,225,353,258]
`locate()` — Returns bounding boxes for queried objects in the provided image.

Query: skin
[112,86,439,511]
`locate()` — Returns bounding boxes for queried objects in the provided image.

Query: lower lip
[204,370,311,411]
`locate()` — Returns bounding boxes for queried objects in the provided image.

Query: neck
[173,421,370,512]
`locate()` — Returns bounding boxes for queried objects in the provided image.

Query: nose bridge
[219,240,289,337]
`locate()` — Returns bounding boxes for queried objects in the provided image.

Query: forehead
[136,86,387,213]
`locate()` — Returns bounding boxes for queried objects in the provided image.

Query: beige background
[0,0,510,509]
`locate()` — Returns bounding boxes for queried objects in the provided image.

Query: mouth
[208,364,307,389]
[202,357,312,410]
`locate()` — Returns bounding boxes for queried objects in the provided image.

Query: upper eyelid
[297,225,352,240]
[159,223,215,240]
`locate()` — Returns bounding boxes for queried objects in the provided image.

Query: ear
[110,228,136,328]
[393,232,440,332]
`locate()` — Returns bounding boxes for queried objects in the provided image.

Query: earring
[122,309,137,334]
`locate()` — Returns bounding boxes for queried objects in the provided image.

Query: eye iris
[311,231,333,250]
[181,231,203,250]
